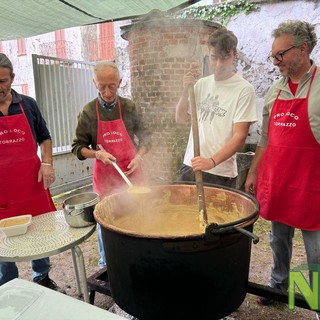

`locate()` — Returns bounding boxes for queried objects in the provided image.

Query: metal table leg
[71,247,82,295]
[71,245,90,303]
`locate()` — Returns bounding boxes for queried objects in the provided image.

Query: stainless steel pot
[63,192,99,228]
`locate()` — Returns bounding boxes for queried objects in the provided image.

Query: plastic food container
[0,215,32,237]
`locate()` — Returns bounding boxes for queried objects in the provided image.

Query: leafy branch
[171,0,259,25]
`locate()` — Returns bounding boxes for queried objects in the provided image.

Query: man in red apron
[0,53,62,292]
[245,21,320,317]
[72,61,151,268]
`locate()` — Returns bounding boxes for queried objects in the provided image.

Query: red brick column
[122,18,220,183]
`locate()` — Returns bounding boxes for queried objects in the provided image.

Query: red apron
[93,99,144,198]
[0,103,56,219]
[257,68,320,230]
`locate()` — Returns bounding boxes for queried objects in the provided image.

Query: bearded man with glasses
[245,20,320,319]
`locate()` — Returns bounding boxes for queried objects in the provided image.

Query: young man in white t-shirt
[175,28,258,188]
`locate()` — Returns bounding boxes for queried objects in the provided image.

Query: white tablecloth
[0,279,125,320]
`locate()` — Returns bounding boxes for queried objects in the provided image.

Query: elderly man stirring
[72,61,151,269]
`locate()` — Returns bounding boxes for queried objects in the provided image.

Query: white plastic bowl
[0,215,32,237]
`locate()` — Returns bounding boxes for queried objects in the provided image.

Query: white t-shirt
[183,73,258,178]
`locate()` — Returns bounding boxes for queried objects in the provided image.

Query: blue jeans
[0,258,51,285]
[97,224,107,269]
[269,221,320,290]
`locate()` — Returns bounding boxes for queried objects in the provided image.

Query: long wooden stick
[188,85,208,226]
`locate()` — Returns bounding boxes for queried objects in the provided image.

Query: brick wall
[122,17,220,183]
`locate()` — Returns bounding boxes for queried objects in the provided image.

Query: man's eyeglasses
[267,46,296,63]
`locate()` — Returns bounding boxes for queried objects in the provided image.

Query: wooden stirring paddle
[188,85,208,226]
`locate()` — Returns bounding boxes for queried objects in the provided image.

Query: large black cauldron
[94,184,259,320]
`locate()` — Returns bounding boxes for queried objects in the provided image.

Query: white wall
[2,26,84,99]
[225,0,320,143]
[114,20,132,98]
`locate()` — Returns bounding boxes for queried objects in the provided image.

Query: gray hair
[94,60,121,78]
[0,53,14,76]
[272,20,317,54]
[208,28,238,56]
